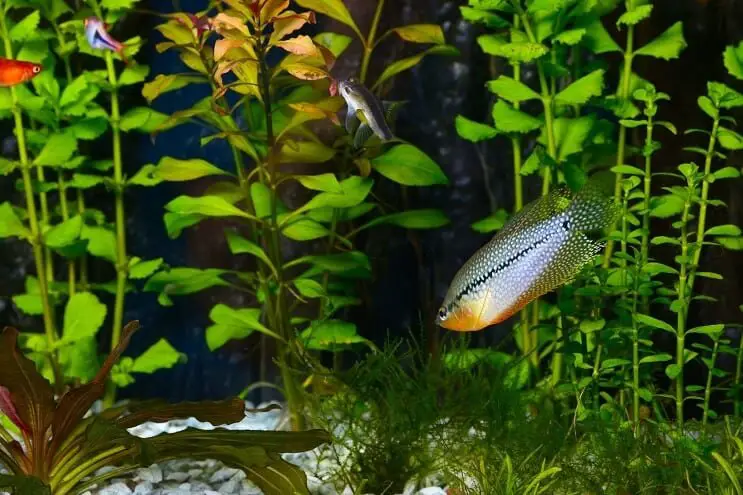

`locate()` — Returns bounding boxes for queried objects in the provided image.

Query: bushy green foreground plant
[456,0,743,428]
[134,0,456,429]
[0,321,330,495]
[0,0,182,403]
[307,340,743,494]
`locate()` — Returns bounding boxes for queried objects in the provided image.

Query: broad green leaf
[153,157,229,182]
[9,11,40,42]
[34,131,77,166]
[527,0,573,13]
[293,278,324,298]
[128,258,164,280]
[63,292,107,343]
[371,144,448,186]
[459,7,508,28]
[313,32,353,57]
[455,115,498,142]
[165,195,253,219]
[0,474,50,495]
[45,216,82,248]
[471,209,509,234]
[373,45,459,90]
[225,230,275,271]
[543,116,595,161]
[492,100,542,134]
[70,117,108,140]
[118,64,150,86]
[601,358,631,370]
[639,353,672,364]
[706,224,742,237]
[389,24,445,44]
[299,176,374,211]
[362,209,449,230]
[281,217,330,241]
[295,0,360,36]
[80,225,117,262]
[300,320,370,351]
[296,173,342,193]
[144,268,229,304]
[120,107,169,132]
[131,339,184,374]
[718,127,743,150]
[723,41,743,81]
[555,69,604,105]
[642,262,678,275]
[649,194,684,218]
[634,22,686,60]
[636,313,675,334]
[487,76,540,103]
[581,19,621,54]
[206,304,281,351]
[142,74,206,103]
[697,96,718,119]
[0,203,29,239]
[553,28,586,46]
[712,167,740,181]
[665,363,682,379]
[580,318,605,333]
[707,81,743,109]
[617,4,652,26]
[714,236,743,251]
[279,140,336,163]
[477,35,548,63]
[687,324,725,337]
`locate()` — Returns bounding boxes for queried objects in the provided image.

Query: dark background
[1,0,742,405]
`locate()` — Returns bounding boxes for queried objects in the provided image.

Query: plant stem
[57,174,76,296]
[675,195,691,427]
[735,333,743,418]
[76,189,89,287]
[603,12,635,267]
[101,50,128,409]
[360,0,385,85]
[702,336,720,427]
[686,117,719,299]
[639,112,654,312]
[0,14,59,376]
[257,39,304,431]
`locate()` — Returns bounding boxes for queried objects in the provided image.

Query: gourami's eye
[437,306,449,320]
[32,66,41,73]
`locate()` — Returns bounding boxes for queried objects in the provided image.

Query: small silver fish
[436,179,619,332]
[338,77,394,144]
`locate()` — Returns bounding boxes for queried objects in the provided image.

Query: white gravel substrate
[36,401,450,495]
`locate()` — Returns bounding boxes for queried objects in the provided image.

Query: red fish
[0,57,42,87]
[84,17,129,64]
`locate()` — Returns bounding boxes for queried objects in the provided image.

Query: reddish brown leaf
[0,386,29,434]
[260,0,289,23]
[50,321,140,448]
[214,39,244,61]
[328,78,339,97]
[283,63,329,81]
[276,35,320,57]
[109,397,250,429]
[269,11,315,45]
[212,13,249,37]
[0,328,55,436]
[316,44,337,70]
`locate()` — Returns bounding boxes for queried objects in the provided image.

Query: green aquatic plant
[139,0,453,429]
[0,0,182,397]
[0,322,330,495]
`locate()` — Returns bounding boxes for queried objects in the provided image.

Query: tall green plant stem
[675,194,691,427]
[0,14,59,378]
[359,0,385,85]
[257,37,305,431]
[735,333,743,418]
[509,15,531,365]
[519,11,556,371]
[603,13,635,267]
[639,112,654,312]
[702,335,720,426]
[101,50,128,409]
[686,117,719,298]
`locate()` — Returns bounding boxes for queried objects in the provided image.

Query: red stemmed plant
[0,321,330,495]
